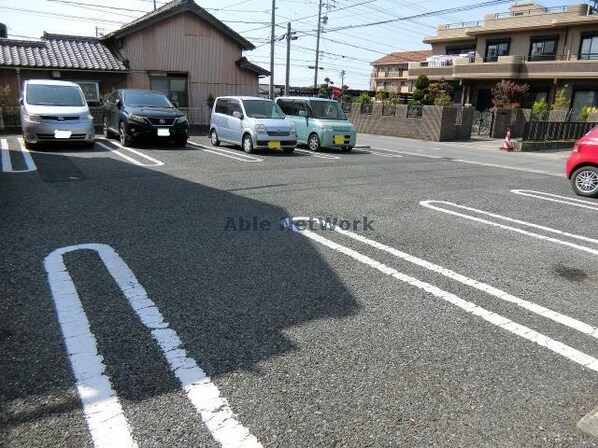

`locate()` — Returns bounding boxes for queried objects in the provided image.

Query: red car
[566,126,598,197]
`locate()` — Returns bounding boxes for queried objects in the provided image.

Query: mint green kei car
[275,97,356,152]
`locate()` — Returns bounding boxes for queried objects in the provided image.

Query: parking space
[2,132,598,447]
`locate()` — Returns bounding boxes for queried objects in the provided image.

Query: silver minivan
[209,96,296,154]
[20,79,95,149]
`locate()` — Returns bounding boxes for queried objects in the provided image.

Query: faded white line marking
[369,146,443,159]
[105,141,164,166]
[512,189,598,211]
[1,138,37,172]
[303,217,598,339]
[282,218,598,374]
[186,141,263,163]
[578,407,598,436]
[453,159,561,177]
[294,148,340,160]
[420,200,598,256]
[45,244,261,448]
[353,149,403,158]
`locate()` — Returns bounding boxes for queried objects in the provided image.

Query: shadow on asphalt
[0,149,361,423]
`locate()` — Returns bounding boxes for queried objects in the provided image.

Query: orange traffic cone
[499,129,514,152]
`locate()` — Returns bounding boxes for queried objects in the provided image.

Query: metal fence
[382,103,396,117]
[406,105,423,119]
[523,121,598,141]
[360,103,373,115]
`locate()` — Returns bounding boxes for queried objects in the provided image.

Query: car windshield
[310,100,347,120]
[243,100,285,119]
[26,85,85,107]
[124,92,173,108]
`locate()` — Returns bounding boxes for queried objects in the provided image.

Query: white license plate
[157,128,170,137]
[54,130,72,139]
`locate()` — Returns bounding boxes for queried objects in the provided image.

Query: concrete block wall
[349,103,473,141]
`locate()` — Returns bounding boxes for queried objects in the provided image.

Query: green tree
[580,106,598,122]
[434,94,453,106]
[206,94,215,109]
[375,90,385,102]
[552,88,569,110]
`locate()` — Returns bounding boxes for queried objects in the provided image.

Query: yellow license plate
[333,135,345,144]
[267,141,281,149]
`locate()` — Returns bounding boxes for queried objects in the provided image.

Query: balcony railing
[493,5,567,18]
[443,20,482,29]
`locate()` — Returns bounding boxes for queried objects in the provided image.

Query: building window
[529,36,558,61]
[149,75,188,107]
[446,46,475,56]
[572,90,598,111]
[485,39,510,62]
[74,81,100,103]
[579,34,598,60]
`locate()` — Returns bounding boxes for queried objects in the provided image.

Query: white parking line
[294,148,340,160]
[298,217,598,340]
[281,218,598,374]
[44,244,261,448]
[369,147,444,159]
[97,141,164,167]
[353,149,403,158]
[186,142,264,163]
[453,159,561,177]
[1,138,37,172]
[512,189,598,211]
[420,200,598,256]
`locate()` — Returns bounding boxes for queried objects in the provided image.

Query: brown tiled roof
[371,50,432,66]
[0,33,127,71]
[103,0,255,51]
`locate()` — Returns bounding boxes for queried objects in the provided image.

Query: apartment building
[407,2,598,111]
[370,50,431,94]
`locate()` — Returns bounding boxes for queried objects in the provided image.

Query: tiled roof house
[0,0,268,121]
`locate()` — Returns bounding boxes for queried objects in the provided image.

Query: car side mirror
[298,110,307,118]
[116,99,122,108]
[232,111,243,119]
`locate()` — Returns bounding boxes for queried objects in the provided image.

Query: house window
[579,34,598,60]
[150,75,188,107]
[572,90,598,110]
[74,81,100,103]
[485,39,510,62]
[529,36,558,61]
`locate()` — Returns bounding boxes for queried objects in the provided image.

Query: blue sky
[1,0,587,89]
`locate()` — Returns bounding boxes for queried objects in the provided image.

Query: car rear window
[26,85,85,107]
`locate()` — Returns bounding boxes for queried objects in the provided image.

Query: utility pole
[313,0,323,91]
[285,23,298,96]
[340,69,345,88]
[269,0,276,99]
[153,0,156,10]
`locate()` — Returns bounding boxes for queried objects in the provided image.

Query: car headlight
[128,113,147,123]
[83,114,93,121]
[321,125,334,132]
[255,124,266,134]
[175,116,188,124]
[24,113,42,123]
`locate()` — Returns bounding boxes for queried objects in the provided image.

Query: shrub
[414,75,430,90]
[388,92,400,105]
[375,90,385,102]
[356,92,372,104]
[434,93,453,106]
[206,94,215,109]
[580,106,598,122]
[531,98,549,120]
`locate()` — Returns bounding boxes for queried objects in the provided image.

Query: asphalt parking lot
[1,133,597,447]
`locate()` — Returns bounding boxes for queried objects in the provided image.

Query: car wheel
[103,117,112,138]
[308,133,321,151]
[283,147,295,154]
[342,146,353,152]
[242,134,254,154]
[210,129,220,147]
[175,137,188,148]
[571,166,598,197]
[23,140,35,150]
[119,122,132,147]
